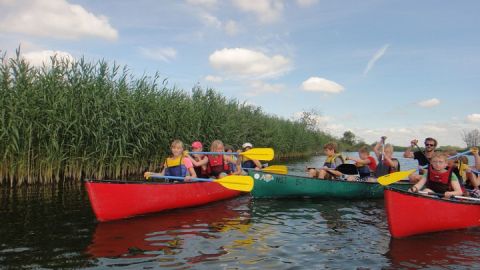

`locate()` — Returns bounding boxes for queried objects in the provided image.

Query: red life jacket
[425,166,453,193]
[207,155,231,178]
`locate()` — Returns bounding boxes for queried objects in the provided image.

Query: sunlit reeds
[0,50,332,186]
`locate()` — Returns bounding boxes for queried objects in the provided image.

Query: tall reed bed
[0,51,332,186]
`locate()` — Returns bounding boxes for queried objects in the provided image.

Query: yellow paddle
[378,149,473,186]
[189,147,275,161]
[377,169,416,186]
[144,172,254,192]
[261,165,288,174]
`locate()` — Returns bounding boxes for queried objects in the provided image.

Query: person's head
[430,152,448,171]
[384,144,394,157]
[191,141,203,151]
[225,144,234,153]
[242,142,253,151]
[170,139,184,157]
[323,142,337,156]
[211,140,225,152]
[358,146,370,159]
[445,149,457,167]
[459,155,469,165]
[424,137,438,151]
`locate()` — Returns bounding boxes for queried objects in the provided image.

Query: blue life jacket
[164,156,187,180]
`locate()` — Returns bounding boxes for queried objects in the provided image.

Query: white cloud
[417,98,440,108]
[204,75,223,83]
[22,50,75,66]
[139,47,177,62]
[224,20,240,36]
[0,0,118,41]
[209,48,291,79]
[186,0,218,9]
[296,0,319,7]
[301,77,344,93]
[232,0,284,23]
[467,113,480,123]
[363,44,389,76]
[201,13,222,28]
[246,80,285,96]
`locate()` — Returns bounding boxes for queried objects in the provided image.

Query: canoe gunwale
[385,186,480,206]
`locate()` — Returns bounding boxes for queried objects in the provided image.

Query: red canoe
[85,180,242,222]
[384,187,480,238]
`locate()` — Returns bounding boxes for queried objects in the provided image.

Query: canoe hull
[85,180,241,222]
[249,171,409,199]
[384,187,480,238]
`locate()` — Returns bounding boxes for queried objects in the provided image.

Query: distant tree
[462,129,480,147]
[298,109,321,131]
[341,130,356,145]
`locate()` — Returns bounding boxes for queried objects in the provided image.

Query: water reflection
[386,229,480,269]
[87,195,252,266]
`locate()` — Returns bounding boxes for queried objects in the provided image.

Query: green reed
[0,51,332,186]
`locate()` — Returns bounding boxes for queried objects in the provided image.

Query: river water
[1,153,479,269]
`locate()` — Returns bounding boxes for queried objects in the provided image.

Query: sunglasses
[425,143,435,147]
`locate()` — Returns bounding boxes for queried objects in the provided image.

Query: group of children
[307,138,399,182]
[307,137,480,198]
[144,139,262,182]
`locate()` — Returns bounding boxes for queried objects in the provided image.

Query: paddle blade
[240,148,274,161]
[378,169,416,186]
[214,175,254,192]
[262,165,288,174]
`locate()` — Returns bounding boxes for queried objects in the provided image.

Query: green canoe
[249,170,410,199]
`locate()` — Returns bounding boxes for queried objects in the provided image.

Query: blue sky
[1,0,479,147]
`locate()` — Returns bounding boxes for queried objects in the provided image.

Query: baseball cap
[242,142,253,149]
[191,141,203,148]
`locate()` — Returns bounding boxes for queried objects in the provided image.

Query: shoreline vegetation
[0,51,334,186]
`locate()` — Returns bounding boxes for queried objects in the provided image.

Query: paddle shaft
[419,191,480,202]
[415,149,473,170]
[148,174,216,182]
[190,151,238,155]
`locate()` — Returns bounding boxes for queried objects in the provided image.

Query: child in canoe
[186,141,209,178]
[346,145,377,180]
[373,137,400,177]
[206,140,232,178]
[240,142,263,172]
[455,155,479,197]
[408,152,463,199]
[144,139,196,182]
[307,142,345,179]
[225,144,242,175]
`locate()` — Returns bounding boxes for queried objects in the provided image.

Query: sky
[1,0,479,147]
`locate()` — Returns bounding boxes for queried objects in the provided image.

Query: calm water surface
[1,153,479,269]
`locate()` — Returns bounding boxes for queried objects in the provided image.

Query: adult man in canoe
[403,137,438,183]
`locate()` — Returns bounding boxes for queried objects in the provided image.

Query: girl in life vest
[144,140,196,182]
[186,141,209,178]
[206,140,232,178]
[408,152,463,198]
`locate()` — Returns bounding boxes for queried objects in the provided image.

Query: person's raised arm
[373,141,382,159]
[187,155,208,167]
[403,139,417,158]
